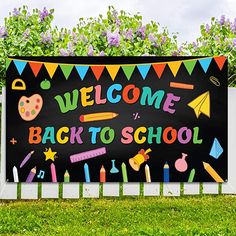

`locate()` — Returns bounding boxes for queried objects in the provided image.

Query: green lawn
[0,196,236,235]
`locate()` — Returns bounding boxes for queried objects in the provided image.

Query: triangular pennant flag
[183,60,197,75]
[60,64,74,80]
[6,58,11,71]
[13,60,27,75]
[199,58,212,73]
[137,64,151,79]
[106,65,120,81]
[75,65,89,80]
[167,61,182,77]
[152,63,166,78]
[209,138,223,159]
[91,65,105,80]
[121,65,135,80]
[44,62,58,78]
[214,56,226,70]
[29,62,43,77]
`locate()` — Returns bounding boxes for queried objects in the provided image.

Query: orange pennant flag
[152,63,166,79]
[29,62,43,77]
[91,65,105,80]
[167,61,182,77]
[106,65,120,81]
[44,62,58,78]
[214,56,226,70]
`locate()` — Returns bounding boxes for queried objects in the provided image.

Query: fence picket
[123,183,140,196]
[202,183,219,194]
[103,183,120,197]
[83,183,99,198]
[62,183,79,199]
[183,183,200,195]
[41,183,59,198]
[21,183,38,199]
[163,183,180,196]
[143,183,160,196]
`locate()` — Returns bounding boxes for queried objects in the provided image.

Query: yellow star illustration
[44,147,57,161]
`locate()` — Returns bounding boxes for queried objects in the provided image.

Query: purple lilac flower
[67,42,75,56]
[125,28,133,41]
[23,28,30,38]
[172,51,178,56]
[219,15,225,25]
[71,32,78,45]
[99,51,105,56]
[59,48,69,56]
[142,53,149,56]
[41,30,52,44]
[39,7,49,22]
[116,18,121,27]
[80,34,88,43]
[137,26,146,39]
[107,29,120,47]
[13,8,20,17]
[192,41,197,48]
[205,24,210,33]
[88,45,94,56]
[233,38,236,47]
[161,36,167,45]
[178,46,183,54]
[148,33,156,43]
[0,26,8,39]
[215,36,219,41]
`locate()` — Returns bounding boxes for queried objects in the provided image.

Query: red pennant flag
[214,56,226,70]
[29,62,43,77]
[91,65,105,80]
[152,63,166,78]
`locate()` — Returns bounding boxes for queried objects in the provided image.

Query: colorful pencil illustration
[84,163,90,182]
[50,163,57,182]
[13,166,19,182]
[203,162,224,182]
[64,170,70,182]
[26,167,36,182]
[20,151,34,168]
[163,162,169,182]
[121,162,128,182]
[145,164,151,182]
[188,168,195,182]
[79,112,118,122]
[100,165,106,183]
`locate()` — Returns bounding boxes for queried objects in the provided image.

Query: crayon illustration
[26,167,36,182]
[145,164,151,182]
[163,162,169,182]
[64,170,70,182]
[80,112,118,122]
[203,162,224,182]
[170,82,194,90]
[100,165,106,183]
[129,148,152,171]
[20,151,34,168]
[84,163,90,182]
[188,91,210,118]
[13,166,19,182]
[188,169,195,182]
[121,163,128,182]
[50,163,57,182]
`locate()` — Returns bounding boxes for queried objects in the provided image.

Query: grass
[0,196,236,235]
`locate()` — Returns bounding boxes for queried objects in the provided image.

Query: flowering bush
[0,6,235,88]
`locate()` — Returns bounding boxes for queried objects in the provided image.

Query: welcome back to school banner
[6,56,227,182]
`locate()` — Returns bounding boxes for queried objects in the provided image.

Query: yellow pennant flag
[167,61,182,77]
[106,65,120,81]
[44,62,58,78]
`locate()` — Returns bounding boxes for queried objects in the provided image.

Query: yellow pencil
[145,164,151,182]
[203,162,224,182]
[80,112,118,122]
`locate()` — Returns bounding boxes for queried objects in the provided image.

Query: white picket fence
[0,87,236,199]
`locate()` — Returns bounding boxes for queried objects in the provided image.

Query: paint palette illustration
[18,94,43,121]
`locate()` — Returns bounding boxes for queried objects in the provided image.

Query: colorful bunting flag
[137,64,151,79]
[6,59,11,71]
[167,61,182,77]
[183,60,197,75]
[106,65,120,81]
[91,65,105,80]
[13,60,27,75]
[152,63,166,79]
[60,65,74,80]
[75,65,89,80]
[214,56,226,71]
[199,58,212,73]
[29,62,43,77]
[121,65,135,80]
[44,63,58,78]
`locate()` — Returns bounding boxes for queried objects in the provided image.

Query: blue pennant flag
[13,60,27,75]
[199,58,212,73]
[137,64,151,79]
[209,138,223,159]
[75,65,89,80]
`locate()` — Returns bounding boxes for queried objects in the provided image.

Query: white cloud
[0,0,235,44]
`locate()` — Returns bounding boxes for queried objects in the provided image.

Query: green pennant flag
[122,65,135,80]
[183,60,197,75]
[6,59,11,71]
[60,64,74,80]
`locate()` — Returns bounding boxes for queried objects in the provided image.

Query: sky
[0,0,236,44]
